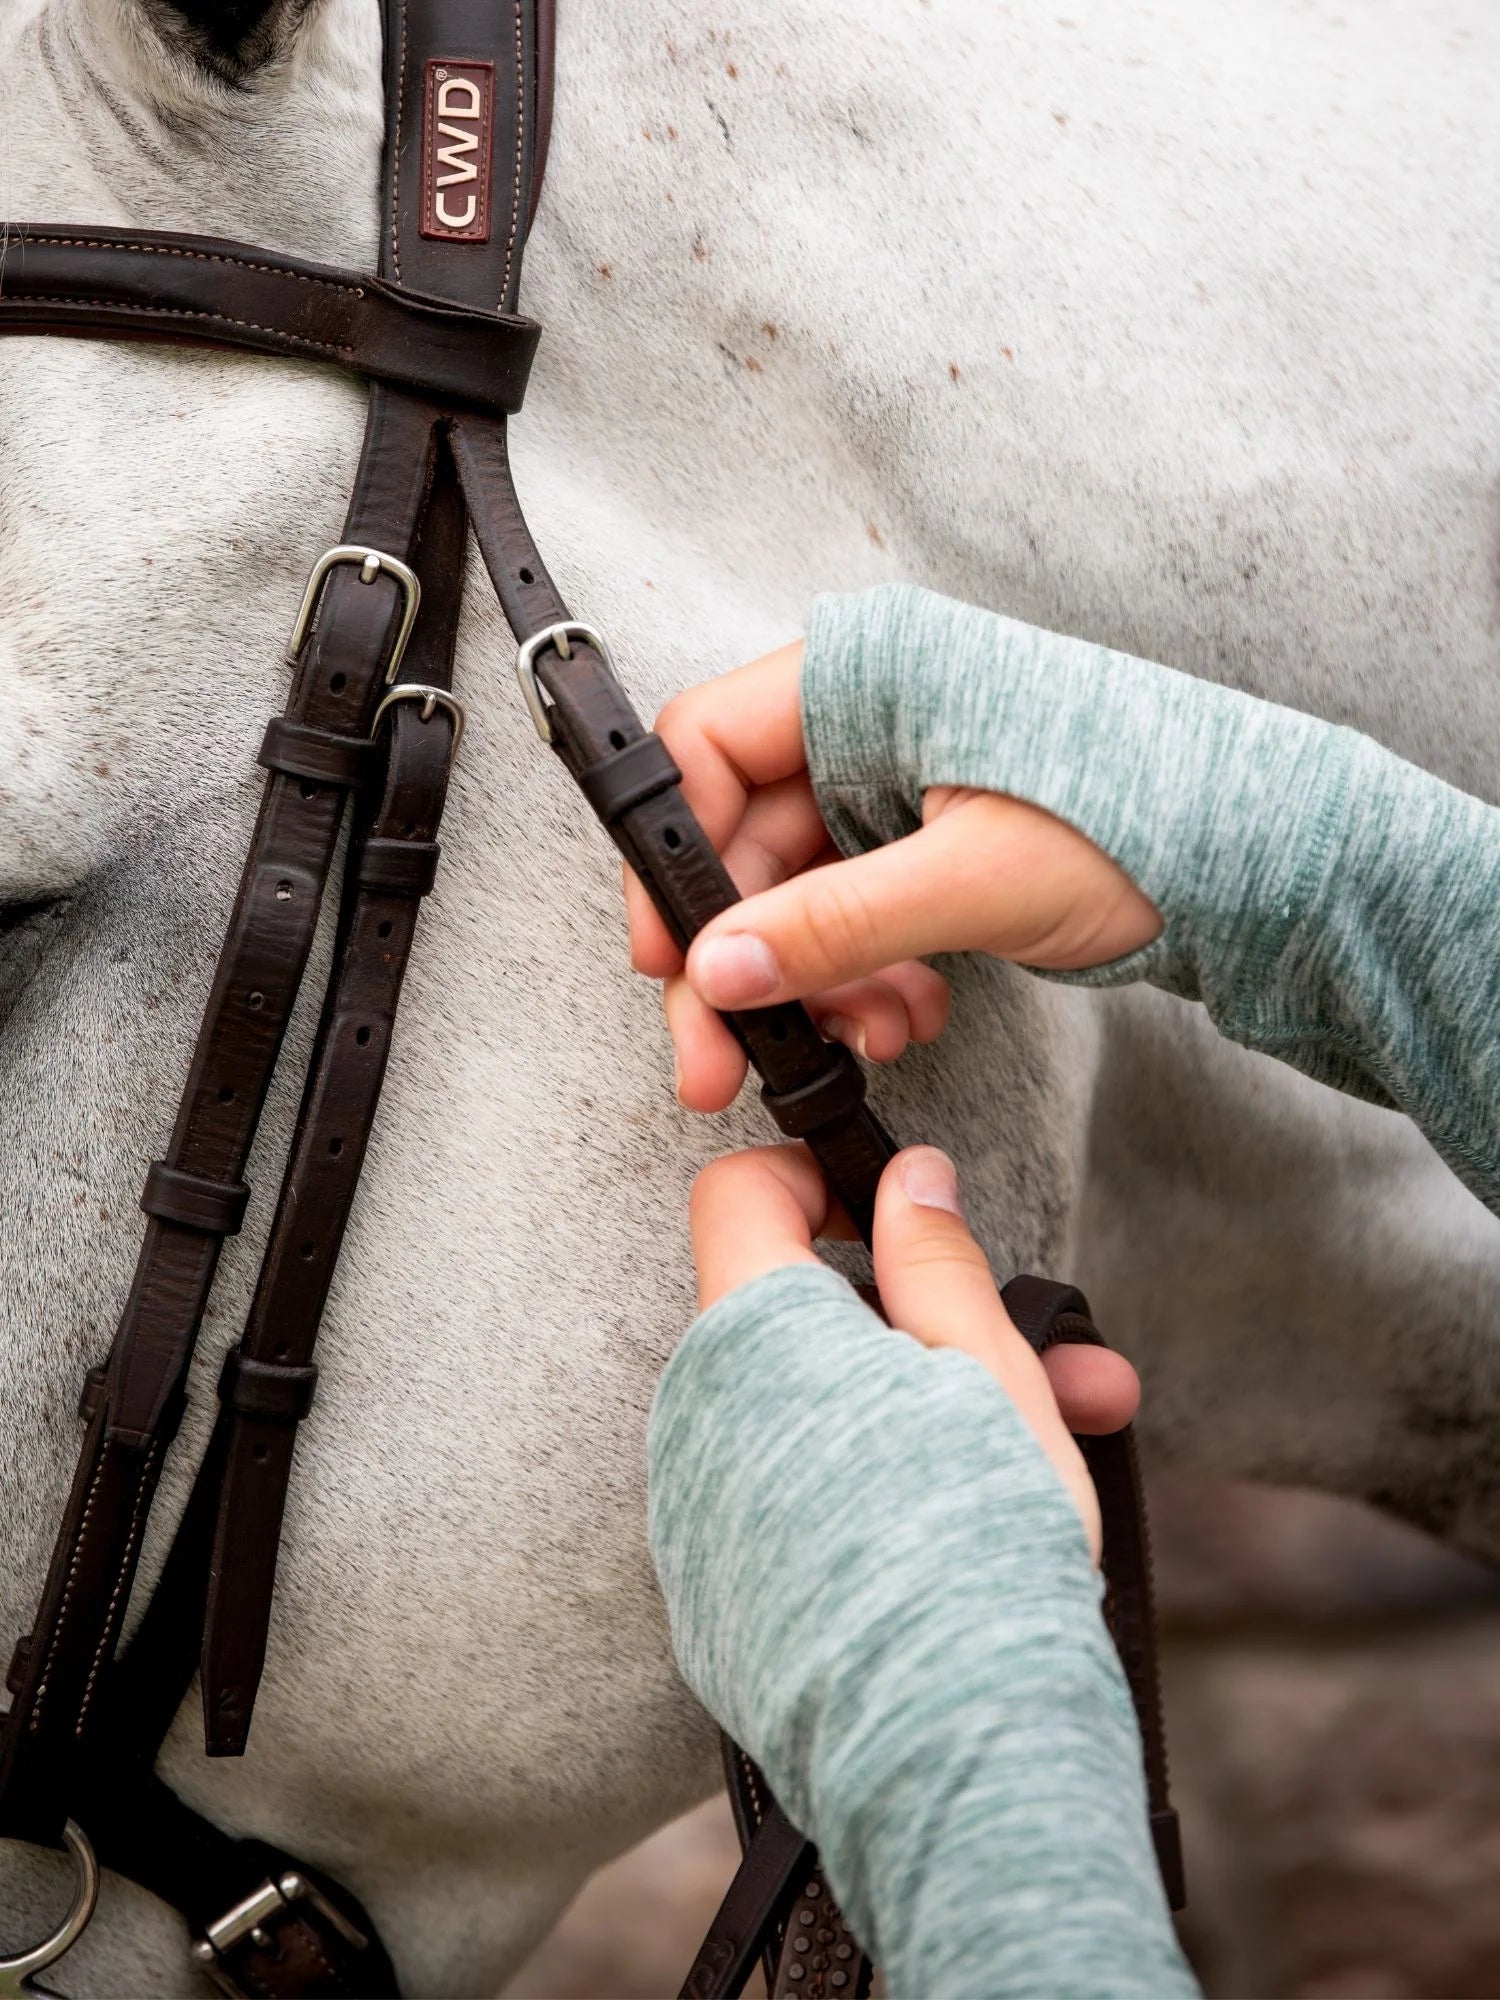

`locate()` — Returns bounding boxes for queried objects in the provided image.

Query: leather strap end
[1152,1808,1187,1911]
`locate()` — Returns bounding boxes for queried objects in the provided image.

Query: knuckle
[893,1230,993,1287]
[655,686,705,750]
[690,1153,740,1217]
[800,872,883,977]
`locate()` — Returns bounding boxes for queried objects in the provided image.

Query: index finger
[626,639,808,975]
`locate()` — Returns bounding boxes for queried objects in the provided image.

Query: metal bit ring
[0,1822,100,1998]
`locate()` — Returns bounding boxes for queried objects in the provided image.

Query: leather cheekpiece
[140,1162,250,1236]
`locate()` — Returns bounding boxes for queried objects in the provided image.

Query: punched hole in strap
[218,1346,319,1423]
[761,1043,867,1139]
[577,733,682,825]
[257,718,377,789]
[141,1161,250,1236]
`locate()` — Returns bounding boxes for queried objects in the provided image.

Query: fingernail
[819,1014,869,1059]
[692,932,781,1008]
[672,1052,685,1102]
[898,1147,963,1216]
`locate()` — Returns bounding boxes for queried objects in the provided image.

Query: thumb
[683,792,1156,1011]
[685,811,1002,1010]
[873,1147,1101,1556]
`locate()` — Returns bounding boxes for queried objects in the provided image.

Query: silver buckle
[190,1872,367,1998]
[373,682,467,760]
[0,1821,99,1999]
[514,620,617,744]
[287,545,422,686]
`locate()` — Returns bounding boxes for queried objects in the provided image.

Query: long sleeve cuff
[649,1262,1195,1998]
[802,584,1500,1210]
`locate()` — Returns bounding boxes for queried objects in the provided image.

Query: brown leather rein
[0,4,1181,1994]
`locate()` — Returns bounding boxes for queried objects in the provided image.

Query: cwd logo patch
[420,60,495,242]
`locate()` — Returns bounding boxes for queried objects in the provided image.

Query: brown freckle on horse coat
[597,264,612,281]
[641,126,652,141]
[948,362,961,382]
[727,62,739,78]
[745,356,763,373]
[667,126,679,140]
[866,522,885,548]
[692,236,712,260]
[762,322,779,340]
[1053,110,1068,126]
[1001,345,1015,361]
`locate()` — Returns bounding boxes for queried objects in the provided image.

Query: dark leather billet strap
[202,504,464,1751]
[680,1792,815,2000]
[0,227,539,414]
[718,1741,869,2000]
[0,386,445,1845]
[1001,1275,1184,1910]
[448,412,900,1241]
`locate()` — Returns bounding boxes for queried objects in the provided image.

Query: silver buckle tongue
[514,620,617,744]
[190,1872,368,1999]
[287,544,422,686]
[0,1821,100,1999]
[373,682,467,759]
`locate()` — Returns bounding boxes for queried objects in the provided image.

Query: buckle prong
[287,545,422,686]
[515,620,618,743]
[190,1871,368,1997]
[373,683,466,759]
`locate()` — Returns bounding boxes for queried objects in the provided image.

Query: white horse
[2,0,1498,1991]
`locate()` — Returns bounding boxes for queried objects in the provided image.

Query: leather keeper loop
[355,836,441,897]
[761,1044,867,1139]
[578,734,682,825]
[6,1635,33,1698]
[218,1347,319,1423]
[141,1161,250,1236]
[77,1364,108,1423]
[258,717,377,789]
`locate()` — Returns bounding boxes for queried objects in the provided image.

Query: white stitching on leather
[18,236,364,297]
[499,0,526,306]
[391,0,411,282]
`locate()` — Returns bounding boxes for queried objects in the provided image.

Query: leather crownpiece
[420,60,495,242]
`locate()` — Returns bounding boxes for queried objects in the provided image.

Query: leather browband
[0,227,540,415]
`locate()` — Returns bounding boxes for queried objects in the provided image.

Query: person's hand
[691,1142,1141,1557]
[692,1152,1136,1552]
[625,640,1162,1109]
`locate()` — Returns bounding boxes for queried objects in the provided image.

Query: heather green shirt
[649,585,1500,1998]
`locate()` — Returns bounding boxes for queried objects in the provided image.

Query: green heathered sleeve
[803,584,1500,1213]
[648,1261,1196,2000]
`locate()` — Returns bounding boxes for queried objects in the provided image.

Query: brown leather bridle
[0,4,1182,1994]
